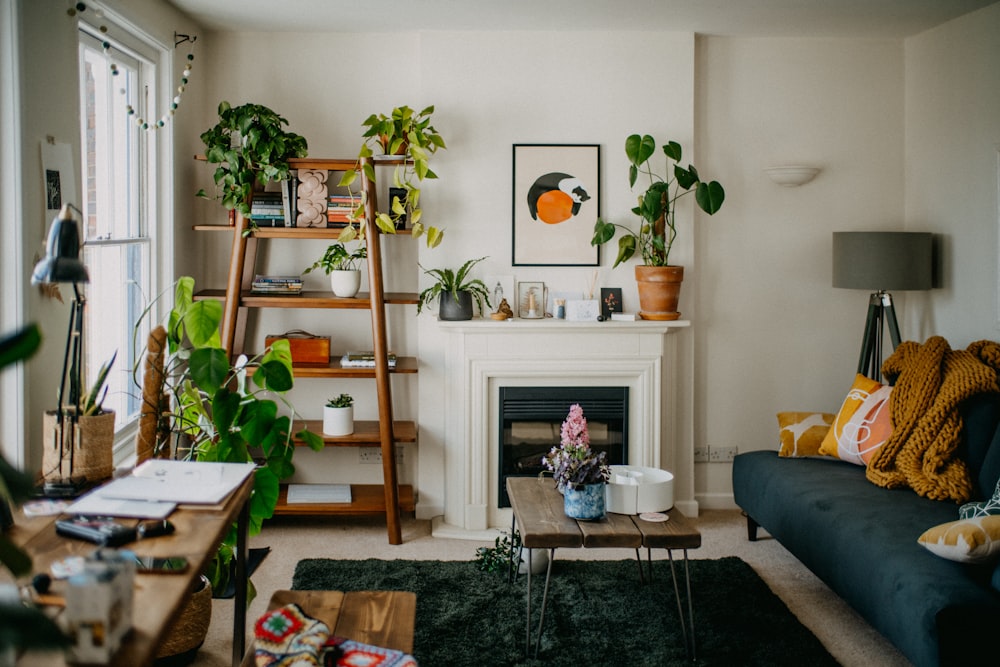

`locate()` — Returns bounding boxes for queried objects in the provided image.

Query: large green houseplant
[591,135,725,320]
[338,105,447,247]
[134,277,323,596]
[196,101,308,218]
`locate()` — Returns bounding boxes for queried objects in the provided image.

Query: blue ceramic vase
[564,483,606,520]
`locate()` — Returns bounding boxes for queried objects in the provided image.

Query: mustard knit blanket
[866,337,1000,502]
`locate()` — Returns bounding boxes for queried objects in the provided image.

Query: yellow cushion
[819,374,892,466]
[917,515,1000,563]
[777,412,835,457]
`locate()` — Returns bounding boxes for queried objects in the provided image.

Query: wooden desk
[13,473,254,667]
[506,477,701,659]
[239,589,417,666]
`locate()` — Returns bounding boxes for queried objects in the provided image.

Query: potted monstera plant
[338,104,447,247]
[591,135,725,320]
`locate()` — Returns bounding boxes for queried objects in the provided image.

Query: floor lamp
[832,231,932,382]
[31,204,90,496]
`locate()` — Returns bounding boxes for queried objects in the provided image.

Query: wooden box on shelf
[265,330,330,364]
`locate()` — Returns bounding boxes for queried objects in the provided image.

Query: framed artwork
[512,144,600,266]
[517,281,545,318]
[601,288,623,320]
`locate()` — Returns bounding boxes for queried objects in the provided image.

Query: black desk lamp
[832,231,932,382]
[31,204,90,496]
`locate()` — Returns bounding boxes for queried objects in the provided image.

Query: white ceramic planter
[329,270,361,298]
[323,405,354,436]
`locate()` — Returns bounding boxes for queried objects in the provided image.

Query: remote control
[55,515,137,547]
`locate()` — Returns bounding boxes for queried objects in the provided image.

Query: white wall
[904,2,1000,346]
[696,36,906,505]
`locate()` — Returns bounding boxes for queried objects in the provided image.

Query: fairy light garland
[67,1,196,133]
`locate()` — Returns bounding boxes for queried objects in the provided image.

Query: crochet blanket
[866,337,1000,502]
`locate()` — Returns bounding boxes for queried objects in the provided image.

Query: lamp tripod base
[858,291,902,382]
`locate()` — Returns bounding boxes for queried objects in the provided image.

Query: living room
[2,1,999,665]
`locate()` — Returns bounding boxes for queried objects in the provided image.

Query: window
[78,28,153,433]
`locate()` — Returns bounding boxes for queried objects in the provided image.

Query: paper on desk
[97,460,256,504]
[65,491,176,519]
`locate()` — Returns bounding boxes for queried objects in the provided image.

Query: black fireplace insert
[498,386,628,507]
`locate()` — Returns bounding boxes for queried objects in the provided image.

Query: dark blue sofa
[732,392,1000,667]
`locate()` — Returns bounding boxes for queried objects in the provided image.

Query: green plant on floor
[133,277,324,598]
[475,528,522,574]
[196,101,308,219]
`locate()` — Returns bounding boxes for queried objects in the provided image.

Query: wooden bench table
[239,589,417,666]
[506,476,701,659]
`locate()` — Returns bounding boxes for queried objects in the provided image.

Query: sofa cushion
[962,392,1000,498]
[819,374,892,466]
[917,515,1000,563]
[777,412,834,457]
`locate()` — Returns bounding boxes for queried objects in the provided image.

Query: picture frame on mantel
[511,144,600,266]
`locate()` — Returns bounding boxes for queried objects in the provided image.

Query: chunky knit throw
[866,337,1000,502]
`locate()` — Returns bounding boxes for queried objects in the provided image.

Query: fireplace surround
[431,319,692,536]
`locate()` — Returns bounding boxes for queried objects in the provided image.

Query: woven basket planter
[41,410,114,485]
[154,575,212,666]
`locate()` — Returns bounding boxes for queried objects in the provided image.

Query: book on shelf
[253,275,304,285]
[340,351,397,368]
[286,483,351,504]
[281,175,298,227]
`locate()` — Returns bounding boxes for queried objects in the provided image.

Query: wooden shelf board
[274,484,415,516]
[193,289,418,308]
[192,225,413,239]
[296,420,417,445]
[237,356,417,378]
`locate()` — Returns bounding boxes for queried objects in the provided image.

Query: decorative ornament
[68,1,196,133]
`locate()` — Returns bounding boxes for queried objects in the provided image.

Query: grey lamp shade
[832,231,932,291]
[31,204,89,284]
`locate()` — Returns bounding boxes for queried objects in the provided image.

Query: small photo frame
[565,299,600,321]
[601,288,623,320]
[517,281,545,319]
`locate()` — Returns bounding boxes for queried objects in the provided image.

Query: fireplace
[498,386,628,507]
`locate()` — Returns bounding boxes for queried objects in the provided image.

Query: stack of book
[340,350,398,368]
[250,192,288,227]
[327,194,358,228]
[251,275,303,295]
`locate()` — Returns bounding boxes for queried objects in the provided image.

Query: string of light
[67,1,196,132]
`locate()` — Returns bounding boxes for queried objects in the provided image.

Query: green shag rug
[292,556,838,666]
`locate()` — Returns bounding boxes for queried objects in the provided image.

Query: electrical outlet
[709,446,738,462]
[693,446,710,463]
[358,447,404,464]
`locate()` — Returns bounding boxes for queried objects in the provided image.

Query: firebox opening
[498,386,628,507]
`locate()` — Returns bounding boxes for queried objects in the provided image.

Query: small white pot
[323,405,354,436]
[329,270,361,298]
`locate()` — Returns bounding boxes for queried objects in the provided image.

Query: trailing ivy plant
[338,105,447,247]
[133,277,324,598]
[475,528,522,574]
[196,101,308,218]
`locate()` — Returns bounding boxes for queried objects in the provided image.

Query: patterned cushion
[777,412,835,457]
[960,478,1000,519]
[918,515,1000,563]
[323,636,418,667]
[819,374,892,466]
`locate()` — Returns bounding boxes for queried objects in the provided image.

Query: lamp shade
[832,231,932,291]
[31,204,89,284]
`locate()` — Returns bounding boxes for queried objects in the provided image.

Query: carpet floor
[291,556,839,667]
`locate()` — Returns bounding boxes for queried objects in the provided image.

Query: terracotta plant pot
[634,265,684,321]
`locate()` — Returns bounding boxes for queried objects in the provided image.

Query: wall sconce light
[764,165,821,187]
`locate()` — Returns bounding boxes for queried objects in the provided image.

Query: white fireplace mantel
[431,319,694,537]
